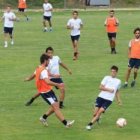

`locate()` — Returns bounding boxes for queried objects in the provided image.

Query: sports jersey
[48,56,61,78]
[3,12,16,28]
[43,3,53,17]
[129,39,140,59]
[98,76,121,101]
[18,0,27,8]
[105,17,119,33]
[35,66,52,93]
[67,18,83,36]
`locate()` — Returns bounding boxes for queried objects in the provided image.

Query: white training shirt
[43,3,53,17]
[3,12,16,28]
[67,18,83,36]
[34,67,49,79]
[48,56,61,78]
[98,76,121,101]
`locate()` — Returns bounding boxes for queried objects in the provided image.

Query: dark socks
[62,120,67,126]
[43,114,48,120]
[88,122,93,126]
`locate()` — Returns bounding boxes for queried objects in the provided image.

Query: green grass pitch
[0,10,140,140]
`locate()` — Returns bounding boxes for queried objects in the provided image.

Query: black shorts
[95,97,112,110]
[50,78,63,89]
[18,8,25,12]
[107,33,116,40]
[71,35,80,42]
[128,58,140,69]
[4,27,13,35]
[41,90,58,105]
[43,16,51,21]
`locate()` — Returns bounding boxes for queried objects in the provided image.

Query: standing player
[1,5,17,48]
[67,11,83,60]
[104,10,119,54]
[25,54,74,127]
[86,66,121,130]
[43,0,53,32]
[25,47,72,108]
[18,0,29,21]
[123,28,140,88]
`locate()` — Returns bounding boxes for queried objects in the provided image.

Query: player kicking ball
[67,11,83,60]
[86,66,122,130]
[1,5,17,48]
[25,54,74,128]
[25,47,72,108]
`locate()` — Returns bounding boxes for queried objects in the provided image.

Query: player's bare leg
[72,40,79,60]
[43,20,48,32]
[131,68,138,87]
[4,33,8,48]
[48,20,52,31]
[59,87,65,108]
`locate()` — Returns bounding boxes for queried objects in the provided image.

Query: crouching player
[86,66,122,130]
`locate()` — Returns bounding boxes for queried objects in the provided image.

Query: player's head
[73,11,78,19]
[44,0,48,3]
[6,5,11,12]
[40,54,50,67]
[45,46,54,58]
[110,65,118,77]
[133,27,140,39]
[109,10,115,17]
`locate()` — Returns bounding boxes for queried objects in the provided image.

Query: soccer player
[43,0,53,32]
[25,47,72,108]
[67,11,83,60]
[123,27,140,88]
[25,54,74,127]
[86,66,121,130]
[104,10,119,54]
[18,0,29,21]
[1,5,17,48]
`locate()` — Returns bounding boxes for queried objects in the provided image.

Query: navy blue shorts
[107,33,116,40]
[71,35,80,42]
[41,90,58,105]
[95,97,112,110]
[43,16,51,21]
[18,8,25,12]
[50,78,63,89]
[4,27,13,35]
[128,58,140,69]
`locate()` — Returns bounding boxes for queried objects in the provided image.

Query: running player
[25,54,74,127]
[104,10,119,54]
[67,11,83,60]
[1,5,17,48]
[43,0,53,32]
[25,47,72,108]
[18,0,29,21]
[123,27,140,88]
[86,66,121,130]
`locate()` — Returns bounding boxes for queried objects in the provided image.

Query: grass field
[0,10,140,140]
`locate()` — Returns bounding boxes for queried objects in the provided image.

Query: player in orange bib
[123,28,140,88]
[104,10,119,54]
[24,54,74,127]
[18,0,29,21]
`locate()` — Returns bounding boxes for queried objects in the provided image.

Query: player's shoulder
[53,55,60,60]
[103,75,110,79]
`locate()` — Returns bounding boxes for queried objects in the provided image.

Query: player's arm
[67,20,73,30]
[104,19,107,26]
[115,18,119,26]
[99,84,114,93]
[24,73,36,81]
[115,90,122,105]
[128,41,131,58]
[44,78,64,89]
[60,62,72,75]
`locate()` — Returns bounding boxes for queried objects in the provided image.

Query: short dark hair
[133,27,140,34]
[110,10,114,13]
[40,54,49,64]
[111,65,118,72]
[73,11,78,15]
[45,46,54,53]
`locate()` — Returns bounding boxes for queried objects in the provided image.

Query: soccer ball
[116,118,127,128]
